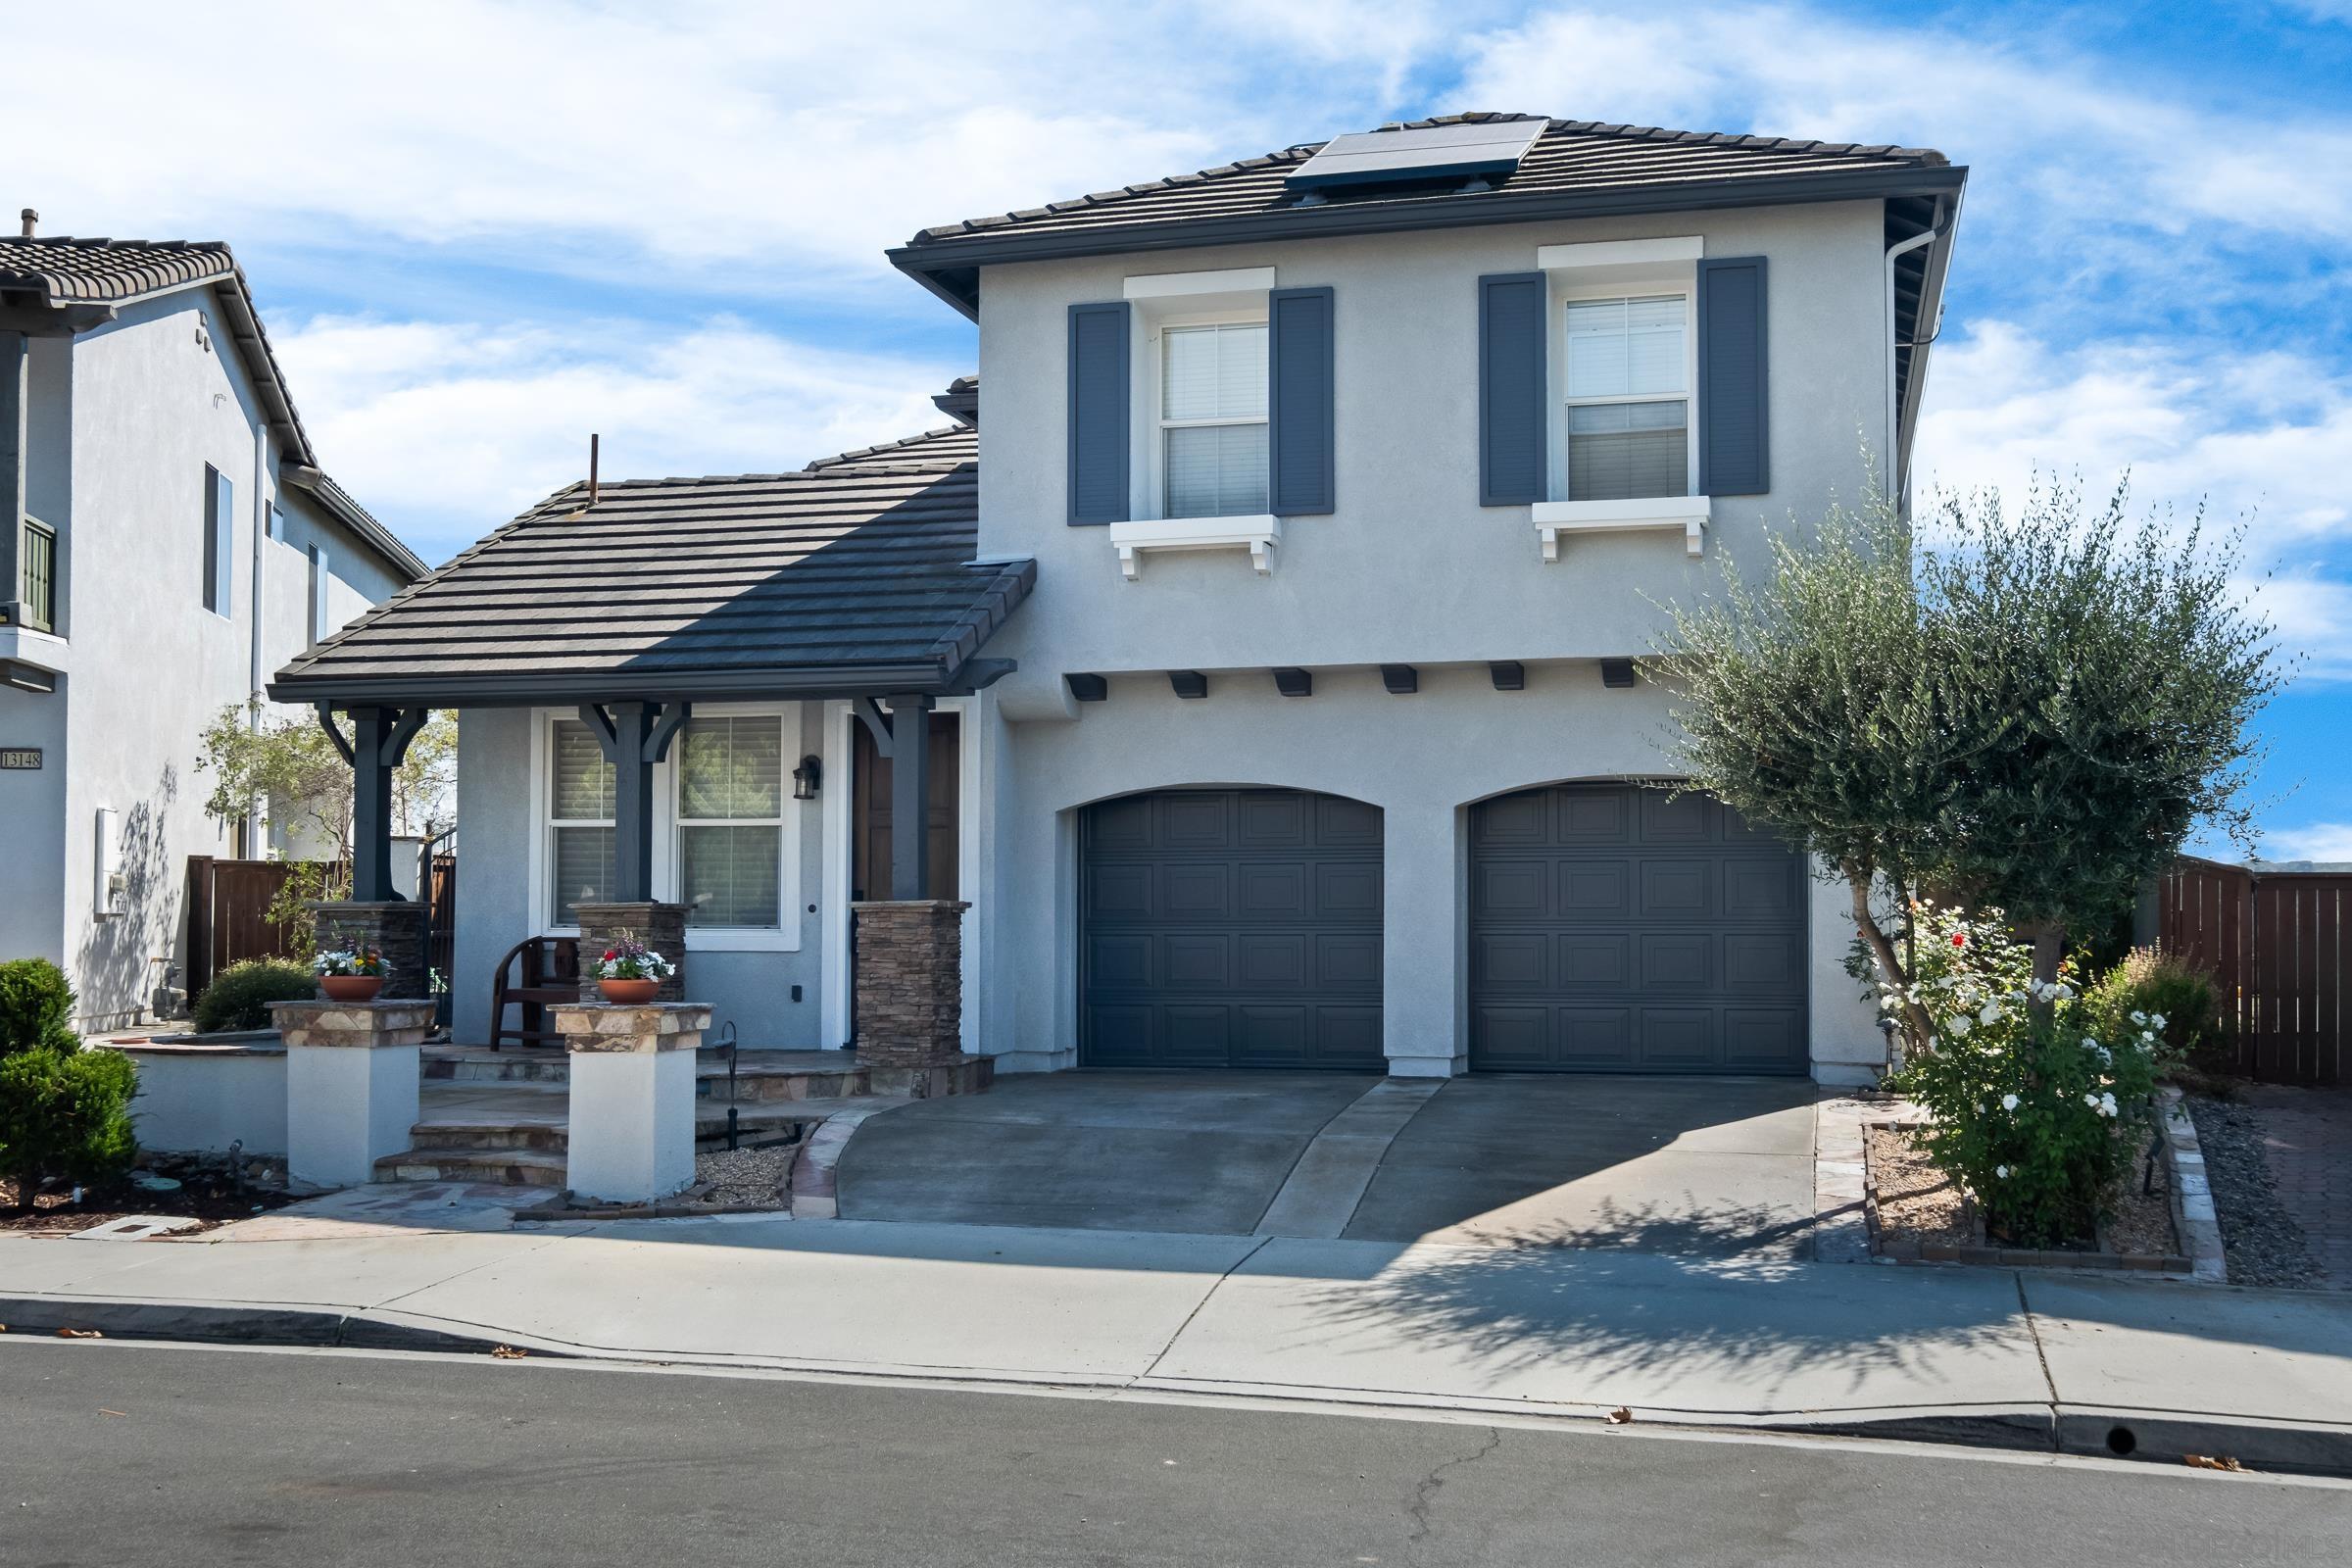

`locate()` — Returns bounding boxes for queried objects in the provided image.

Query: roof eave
[889,163,1971,317]
[281,465,432,582]
[1894,189,1964,500]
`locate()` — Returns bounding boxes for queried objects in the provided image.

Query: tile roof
[892,113,1963,317]
[905,113,1951,248]
[1,235,426,583]
[268,425,1029,706]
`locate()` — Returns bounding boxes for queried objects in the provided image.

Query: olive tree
[196,700,457,858]
[1651,475,2280,1044]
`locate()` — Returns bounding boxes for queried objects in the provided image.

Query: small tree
[197,700,457,858]
[1653,474,2281,1045]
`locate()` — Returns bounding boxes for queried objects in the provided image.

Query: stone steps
[375,1145,569,1187]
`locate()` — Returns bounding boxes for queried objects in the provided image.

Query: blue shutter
[1268,285,1335,515]
[1697,257,1769,496]
[1478,272,1547,506]
[1067,301,1131,525]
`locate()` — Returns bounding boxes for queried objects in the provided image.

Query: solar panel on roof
[1286,120,1546,192]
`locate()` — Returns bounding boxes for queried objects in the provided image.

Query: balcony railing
[17,516,56,632]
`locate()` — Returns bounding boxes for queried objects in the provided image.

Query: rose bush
[1878,901,2174,1247]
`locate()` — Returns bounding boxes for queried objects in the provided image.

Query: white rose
[1949,1015,1973,1037]
[2131,1010,2148,1026]
[2000,1093,2020,1111]
[2085,1093,2101,1107]
[2081,1037,2099,1050]
[1980,1002,2002,1025]
[1994,1165,2009,1179]
[2151,1013,2167,1030]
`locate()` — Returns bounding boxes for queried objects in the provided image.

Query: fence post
[184,856,216,1001]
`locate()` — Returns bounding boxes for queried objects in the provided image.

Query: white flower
[1948,1015,1974,1038]
[2098,1092,2119,1119]
[2000,1093,2020,1111]
[1994,1165,2009,1179]
[2131,1010,2149,1026]
[2085,1093,2101,1108]
[2140,1030,2157,1045]
[2056,982,2076,1001]
[2081,1037,2099,1051]
[1980,1001,2002,1025]
[2151,1013,2167,1030]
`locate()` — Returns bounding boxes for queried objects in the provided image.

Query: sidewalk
[5,1203,2350,1473]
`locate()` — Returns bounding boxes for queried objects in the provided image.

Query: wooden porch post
[886,692,934,900]
[577,699,690,904]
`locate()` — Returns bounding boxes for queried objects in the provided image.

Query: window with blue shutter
[1696,257,1769,497]
[1478,273,1547,506]
[203,465,234,614]
[1067,301,1132,525]
[1268,285,1335,515]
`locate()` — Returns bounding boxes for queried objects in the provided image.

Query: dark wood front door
[852,710,960,903]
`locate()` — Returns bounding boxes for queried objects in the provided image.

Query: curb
[8,1292,2349,1475]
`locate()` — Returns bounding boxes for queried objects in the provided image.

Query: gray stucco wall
[972,200,1889,710]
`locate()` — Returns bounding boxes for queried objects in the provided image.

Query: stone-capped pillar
[572,902,688,1004]
[310,900,430,1002]
[270,999,434,1189]
[554,1002,709,1203]
[852,900,968,1067]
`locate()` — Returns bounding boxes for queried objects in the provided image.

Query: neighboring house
[270,113,1964,1086]
[1,224,427,1029]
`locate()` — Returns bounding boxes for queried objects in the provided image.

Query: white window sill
[1107,514,1280,580]
[1532,498,1710,562]
[0,624,71,674]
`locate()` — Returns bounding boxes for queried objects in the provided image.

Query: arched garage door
[1081,789,1384,1069]
[1469,784,1808,1074]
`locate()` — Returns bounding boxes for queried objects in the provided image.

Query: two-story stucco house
[270,114,1963,1088]
[2,222,427,1029]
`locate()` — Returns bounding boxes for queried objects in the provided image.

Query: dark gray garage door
[1082,789,1384,1069]
[1469,784,1808,1074]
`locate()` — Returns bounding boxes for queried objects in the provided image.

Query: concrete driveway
[836,1071,1822,1256]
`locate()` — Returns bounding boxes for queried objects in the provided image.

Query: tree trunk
[2025,920,2066,1028]
[1847,867,1936,1051]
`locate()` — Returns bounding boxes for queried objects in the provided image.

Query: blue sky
[11,1,2348,858]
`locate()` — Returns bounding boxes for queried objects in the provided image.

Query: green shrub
[193,958,317,1034]
[2084,947,2231,1074]
[0,1045,138,1205]
[0,957,78,1055]
[1880,902,2173,1248]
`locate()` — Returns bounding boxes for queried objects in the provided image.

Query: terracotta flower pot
[598,978,661,1004]
[319,974,384,1003]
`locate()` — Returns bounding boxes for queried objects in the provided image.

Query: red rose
[1951,933,1966,947]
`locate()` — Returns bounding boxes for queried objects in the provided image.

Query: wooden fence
[2157,857,2349,1084]
[184,851,454,1004]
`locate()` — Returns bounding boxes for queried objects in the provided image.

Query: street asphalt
[2,1340,2343,1567]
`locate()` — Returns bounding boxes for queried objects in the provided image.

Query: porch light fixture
[792,755,822,801]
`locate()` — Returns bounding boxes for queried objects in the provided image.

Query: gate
[2157,857,2349,1084]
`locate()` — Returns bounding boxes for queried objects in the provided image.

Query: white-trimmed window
[1158,321,1268,518]
[674,713,785,930]
[1562,294,1691,502]
[547,717,614,925]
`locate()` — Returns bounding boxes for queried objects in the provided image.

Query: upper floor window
[308,543,331,646]
[1158,321,1267,518]
[202,466,234,614]
[1562,294,1691,503]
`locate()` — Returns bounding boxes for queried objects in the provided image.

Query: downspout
[248,422,270,855]
[1883,196,1955,511]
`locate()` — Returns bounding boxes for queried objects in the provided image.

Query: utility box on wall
[94,806,124,917]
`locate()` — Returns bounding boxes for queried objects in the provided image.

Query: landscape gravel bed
[2185,1094,2324,1290]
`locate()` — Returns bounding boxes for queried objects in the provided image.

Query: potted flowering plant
[313,941,387,1002]
[590,934,675,1004]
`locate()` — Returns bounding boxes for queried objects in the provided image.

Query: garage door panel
[1476,859,1549,918]
[1560,862,1630,919]
[1317,933,1382,988]
[1474,931,1549,990]
[1082,789,1383,1069]
[1470,784,1808,1074]
[1315,861,1381,917]
[1640,932,1713,988]
[1559,932,1629,989]
[1162,933,1231,988]
[1558,1006,1637,1067]
[1723,1007,1806,1069]
[1471,1005,1551,1067]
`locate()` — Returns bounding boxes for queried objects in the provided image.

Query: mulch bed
[1,1154,297,1236]
[2184,1094,2325,1290]
[1866,1122,2182,1268]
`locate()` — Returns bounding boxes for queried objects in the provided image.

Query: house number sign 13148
[0,748,41,769]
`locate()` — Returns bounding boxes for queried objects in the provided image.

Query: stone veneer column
[571,902,688,1004]
[310,901,430,1002]
[851,900,969,1066]
[270,999,434,1189]
[553,1002,710,1203]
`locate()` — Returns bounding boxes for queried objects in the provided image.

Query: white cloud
[2261,822,2352,861]
[274,314,957,564]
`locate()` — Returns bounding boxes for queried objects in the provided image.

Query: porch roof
[267,424,1032,708]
